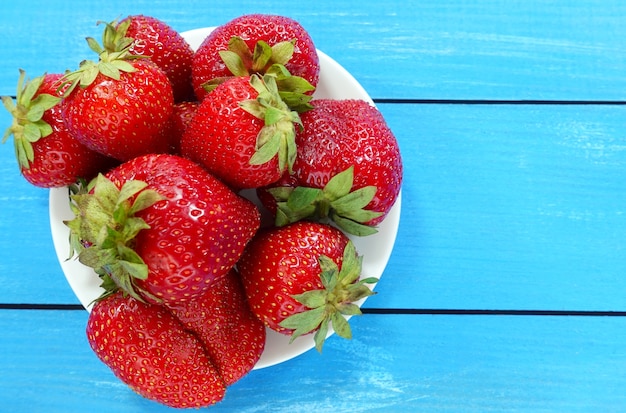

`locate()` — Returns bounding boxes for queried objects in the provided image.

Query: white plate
[49,27,401,369]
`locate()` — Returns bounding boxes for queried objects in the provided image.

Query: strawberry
[1,71,112,187]
[65,153,260,305]
[60,20,174,161]
[167,268,266,386]
[260,99,403,236]
[181,71,312,189]
[170,101,199,140]
[160,100,199,154]
[192,13,319,100]
[86,291,226,408]
[237,221,377,352]
[118,15,196,102]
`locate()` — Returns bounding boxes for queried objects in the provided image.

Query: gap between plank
[373,98,626,105]
[2,303,626,316]
[362,308,626,316]
[4,96,626,105]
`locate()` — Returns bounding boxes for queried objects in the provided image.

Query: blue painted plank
[3,104,626,312]
[1,0,626,100]
[379,103,626,311]
[1,309,625,412]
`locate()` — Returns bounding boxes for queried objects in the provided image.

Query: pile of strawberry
[2,14,403,409]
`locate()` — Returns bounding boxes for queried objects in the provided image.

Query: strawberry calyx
[60,19,143,95]
[64,174,165,303]
[202,36,303,93]
[239,71,311,173]
[279,240,377,352]
[268,166,383,236]
[1,70,61,169]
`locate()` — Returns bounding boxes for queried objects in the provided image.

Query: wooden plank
[1,1,626,100]
[1,309,625,412]
[2,103,626,312]
[377,102,626,311]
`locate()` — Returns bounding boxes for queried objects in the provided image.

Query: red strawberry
[61,20,174,161]
[237,221,377,352]
[170,101,199,139]
[65,153,260,305]
[160,100,199,154]
[86,291,226,408]
[260,99,403,236]
[192,13,319,101]
[181,73,310,189]
[167,268,266,386]
[1,71,112,187]
[119,15,196,102]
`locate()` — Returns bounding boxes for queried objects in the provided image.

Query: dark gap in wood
[3,303,626,317]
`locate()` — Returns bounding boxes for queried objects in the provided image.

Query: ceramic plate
[49,27,401,369]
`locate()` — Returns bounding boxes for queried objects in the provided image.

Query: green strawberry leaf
[331,311,352,340]
[249,129,282,165]
[118,180,148,205]
[264,105,288,125]
[337,241,362,285]
[16,138,34,167]
[280,306,326,341]
[347,283,377,303]
[291,290,327,309]
[220,50,248,77]
[131,187,165,214]
[331,185,378,211]
[318,255,339,290]
[324,166,354,200]
[98,61,121,80]
[270,40,296,66]
[280,240,377,352]
[112,59,137,74]
[332,214,379,237]
[86,36,104,55]
[337,302,363,316]
[313,318,330,353]
[286,187,322,211]
[275,201,316,227]
[201,36,316,110]
[65,174,164,302]
[252,40,273,72]
[22,122,42,142]
[267,186,294,200]
[227,36,253,64]
[21,73,43,104]
[1,70,62,169]
[268,166,382,236]
[1,95,16,117]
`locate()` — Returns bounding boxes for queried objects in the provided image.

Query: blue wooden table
[2,1,626,411]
